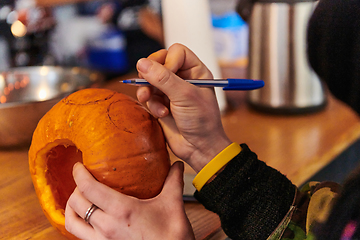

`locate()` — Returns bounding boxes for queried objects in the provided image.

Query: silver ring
[84,204,98,224]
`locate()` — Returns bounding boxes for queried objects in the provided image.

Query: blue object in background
[86,26,129,74]
[212,10,246,29]
[211,10,248,63]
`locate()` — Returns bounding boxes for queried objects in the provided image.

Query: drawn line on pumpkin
[63,92,116,105]
[123,128,133,134]
[106,99,142,132]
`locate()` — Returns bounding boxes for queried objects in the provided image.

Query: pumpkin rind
[29,88,170,239]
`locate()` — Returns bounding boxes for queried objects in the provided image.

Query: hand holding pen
[135,54,234,171]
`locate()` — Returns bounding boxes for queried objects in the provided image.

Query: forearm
[194,144,296,240]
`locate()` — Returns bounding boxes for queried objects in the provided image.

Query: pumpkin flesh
[45,143,82,211]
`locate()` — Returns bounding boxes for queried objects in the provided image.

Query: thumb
[136,58,194,101]
[160,161,185,198]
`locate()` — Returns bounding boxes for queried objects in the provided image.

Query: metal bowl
[0,66,104,148]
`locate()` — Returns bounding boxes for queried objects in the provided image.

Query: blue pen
[121,78,264,91]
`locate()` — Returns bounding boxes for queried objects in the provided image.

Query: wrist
[188,137,232,173]
[192,143,241,191]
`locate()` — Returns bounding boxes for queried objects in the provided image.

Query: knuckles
[76,178,94,196]
[98,223,118,239]
[155,67,172,87]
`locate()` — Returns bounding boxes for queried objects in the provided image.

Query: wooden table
[0,148,224,240]
[1,70,360,240]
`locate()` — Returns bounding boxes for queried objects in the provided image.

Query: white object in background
[161,0,228,113]
[0,37,10,71]
[15,0,36,10]
[212,11,249,64]
[50,16,106,65]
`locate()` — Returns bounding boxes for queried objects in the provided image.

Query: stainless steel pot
[238,0,326,114]
[0,66,104,148]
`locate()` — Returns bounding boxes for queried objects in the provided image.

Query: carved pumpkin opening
[45,144,82,211]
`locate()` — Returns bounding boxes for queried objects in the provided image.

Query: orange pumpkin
[29,88,170,239]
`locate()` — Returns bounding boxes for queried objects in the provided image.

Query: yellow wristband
[192,143,241,191]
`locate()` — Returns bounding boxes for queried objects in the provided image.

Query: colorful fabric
[195,144,342,240]
[341,221,358,240]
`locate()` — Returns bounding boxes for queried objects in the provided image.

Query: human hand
[136,43,232,172]
[96,3,115,24]
[65,161,195,240]
[138,7,164,45]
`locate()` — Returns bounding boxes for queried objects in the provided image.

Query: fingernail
[137,58,153,74]
[158,107,168,118]
[73,162,82,172]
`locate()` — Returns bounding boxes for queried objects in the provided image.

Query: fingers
[136,44,212,118]
[146,95,170,118]
[156,161,196,240]
[66,162,192,240]
[136,84,152,103]
[136,49,170,117]
[71,163,134,214]
[137,48,168,102]
[136,44,205,101]
[157,115,188,152]
[136,58,196,103]
[139,43,211,78]
[164,43,212,79]
[137,87,170,118]
[142,43,211,78]
[138,49,168,79]
[65,189,98,239]
[161,161,185,199]
[67,163,137,239]
[66,188,131,240]
[147,48,167,64]
[136,43,214,116]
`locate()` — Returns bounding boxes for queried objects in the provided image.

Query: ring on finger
[84,204,99,224]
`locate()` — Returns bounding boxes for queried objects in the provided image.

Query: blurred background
[0,0,248,80]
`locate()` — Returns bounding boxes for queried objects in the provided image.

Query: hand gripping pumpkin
[28,88,170,239]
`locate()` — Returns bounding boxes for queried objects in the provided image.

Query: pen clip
[222,79,264,91]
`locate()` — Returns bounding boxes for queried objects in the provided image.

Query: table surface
[2,69,360,240]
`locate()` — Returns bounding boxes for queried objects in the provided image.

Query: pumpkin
[28,88,170,239]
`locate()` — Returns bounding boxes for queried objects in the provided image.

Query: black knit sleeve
[194,144,296,240]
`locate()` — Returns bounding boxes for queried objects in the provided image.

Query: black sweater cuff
[194,144,296,240]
